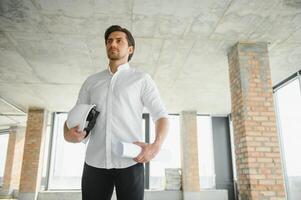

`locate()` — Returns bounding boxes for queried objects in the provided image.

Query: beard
[108,53,120,60]
[107,50,127,61]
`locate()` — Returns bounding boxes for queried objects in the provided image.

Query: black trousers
[81,162,144,200]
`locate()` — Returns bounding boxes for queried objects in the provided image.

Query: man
[64,25,169,200]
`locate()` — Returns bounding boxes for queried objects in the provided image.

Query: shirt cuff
[151,112,169,123]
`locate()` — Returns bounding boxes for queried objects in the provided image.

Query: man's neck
[109,60,127,74]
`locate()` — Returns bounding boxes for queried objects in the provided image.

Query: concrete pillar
[19,108,47,200]
[180,111,200,200]
[228,42,286,199]
[1,126,25,197]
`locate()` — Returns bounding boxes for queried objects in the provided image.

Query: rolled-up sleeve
[141,74,168,122]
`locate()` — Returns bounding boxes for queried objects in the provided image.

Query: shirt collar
[108,63,130,75]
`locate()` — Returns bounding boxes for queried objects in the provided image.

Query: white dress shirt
[76,63,168,169]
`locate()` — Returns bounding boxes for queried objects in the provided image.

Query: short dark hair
[104,25,135,62]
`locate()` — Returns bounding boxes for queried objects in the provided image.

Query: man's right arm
[65,76,90,143]
[64,121,87,143]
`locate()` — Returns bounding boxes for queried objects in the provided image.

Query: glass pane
[48,113,86,189]
[229,118,237,181]
[0,133,9,187]
[197,116,216,189]
[41,123,52,190]
[276,78,301,200]
[149,115,181,190]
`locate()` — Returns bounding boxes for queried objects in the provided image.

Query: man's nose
[110,40,118,47]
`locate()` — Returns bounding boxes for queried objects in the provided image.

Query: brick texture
[19,108,47,194]
[228,42,285,200]
[2,126,25,194]
[180,111,200,192]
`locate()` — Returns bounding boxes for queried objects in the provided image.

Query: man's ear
[128,46,134,54]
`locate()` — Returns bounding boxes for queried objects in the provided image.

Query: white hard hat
[66,104,99,138]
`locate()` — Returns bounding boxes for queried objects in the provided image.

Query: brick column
[180,111,200,200]
[19,108,47,200]
[228,42,286,199]
[1,126,25,197]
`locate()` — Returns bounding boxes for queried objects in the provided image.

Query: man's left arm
[134,117,169,163]
[134,74,169,163]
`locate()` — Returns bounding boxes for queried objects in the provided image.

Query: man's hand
[64,122,87,143]
[133,141,161,163]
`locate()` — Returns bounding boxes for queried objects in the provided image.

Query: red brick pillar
[1,126,25,196]
[228,42,286,199]
[180,111,200,199]
[19,108,47,200]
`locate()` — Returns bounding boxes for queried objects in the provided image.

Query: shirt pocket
[113,79,140,102]
[89,81,109,108]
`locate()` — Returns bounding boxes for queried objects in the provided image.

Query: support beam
[228,42,286,199]
[1,126,25,197]
[19,108,47,200]
[180,111,200,200]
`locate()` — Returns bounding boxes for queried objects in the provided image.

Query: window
[197,115,216,189]
[275,77,301,200]
[148,114,216,190]
[41,113,54,190]
[0,132,9,187]
[48,113,86,189]
[229,117,238,195]
[149,115,181,190]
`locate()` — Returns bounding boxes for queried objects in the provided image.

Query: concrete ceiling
[0,0,301,128]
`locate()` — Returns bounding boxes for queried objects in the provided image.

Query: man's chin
[108,56,120,61]
[107,54,127,61]
[108,54,120,60]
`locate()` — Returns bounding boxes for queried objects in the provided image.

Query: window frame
[273,70,301,200]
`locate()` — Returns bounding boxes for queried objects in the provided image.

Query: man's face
[106,31,133,61]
